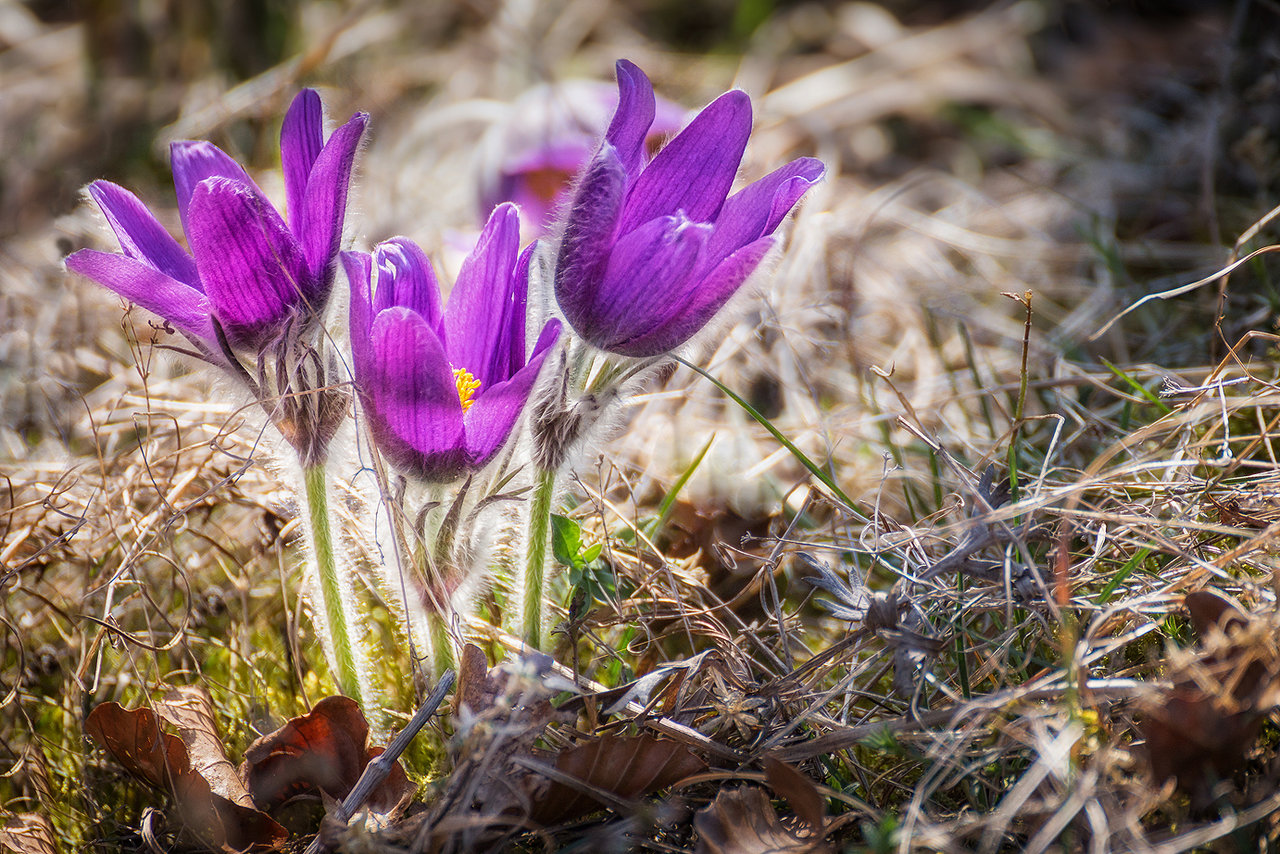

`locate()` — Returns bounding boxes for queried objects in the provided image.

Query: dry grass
[4,0,1280,851]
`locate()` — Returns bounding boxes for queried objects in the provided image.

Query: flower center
[453,367,481,412]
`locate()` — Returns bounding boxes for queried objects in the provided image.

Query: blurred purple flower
[344,203,561,482]
[477,79,686,235]
[554,60,825,358]
[67,89,368,354]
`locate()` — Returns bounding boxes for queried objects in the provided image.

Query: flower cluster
[66,62,824,690]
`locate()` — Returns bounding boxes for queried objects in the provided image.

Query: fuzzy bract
[554,60,825,358]
[345,203,562,482]
[67,89,368,354]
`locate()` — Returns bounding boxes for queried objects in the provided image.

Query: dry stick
[304,669,457,854]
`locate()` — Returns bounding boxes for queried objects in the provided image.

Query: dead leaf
[155,687,256,810]
[762,757,825,833]
[1139,589,1280,805]
[1184,589,1248,637]
[694,786,832,854]
[457,642,490,714]
[84,702,286,853]
[242,695,413,819]
[0,813,58,854]
[532,735,707,825]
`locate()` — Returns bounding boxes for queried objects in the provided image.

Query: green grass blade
[1099,357,1172,414]
[651,432,715,540]
[676,357,855,510]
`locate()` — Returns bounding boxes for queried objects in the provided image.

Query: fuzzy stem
[519,466,558,649]
[302,462,366,707]
[426,610,457,676]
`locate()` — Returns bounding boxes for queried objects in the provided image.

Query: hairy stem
[302,462,367,707]
[518,466,558,650]
[427,610,457,676]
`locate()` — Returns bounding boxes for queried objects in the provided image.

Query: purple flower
[344,203,562,482]
[477,79,686,235]
[66,89,368,354]
[554,60,825,358]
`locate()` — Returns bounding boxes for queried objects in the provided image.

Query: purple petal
[703,157,824,269]
[297,111,368,288]
[66,248,215,344]
[615,89,752,235]
[613,235,773,357]
[187,177,310,345]
[281,89,324,235]
[170,141,256,239]
[503,242,536,378]
[372,238,442,327]
[443,203,521,389]
[605,59,656,176]
[367,307,467,481]
[585,214,711,351]
[343,249,375,378]
[462,319,562,466]
[87,181,200,289]
[554,144,627,331]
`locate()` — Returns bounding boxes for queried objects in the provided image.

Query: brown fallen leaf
[762,756,825,834]
[1184,589,1249,637]
[1140,589,1280,805]
[156,687,258,812]
[456,642,490,714]
[242,695,413,820]
[84,702,286,853]
[0,812,59,854]
[694,786,832,854]
[532,734,707,825]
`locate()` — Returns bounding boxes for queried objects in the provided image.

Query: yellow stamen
[453,367,481,412]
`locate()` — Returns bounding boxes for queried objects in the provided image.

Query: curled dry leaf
[1140,589,1280,804]
[694,786,832,854]
[532,734,707,825]
[84,702,286,853]
[242,695,414,819]
[156,686,257,811]
[0,812,58,854]
[762,756,825,833]
[456,641,490,714]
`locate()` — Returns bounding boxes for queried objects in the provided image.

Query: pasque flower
[344,203,561,482]
[554,60,825,358]
[477,79,685,235]
[66,89,368,354]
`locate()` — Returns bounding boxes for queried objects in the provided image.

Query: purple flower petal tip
[66,248,217,344]
[554,61,823,357]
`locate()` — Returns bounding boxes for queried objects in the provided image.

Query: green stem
[427,610,456,676]
[302,462,364,707]
[520,466,558,650]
